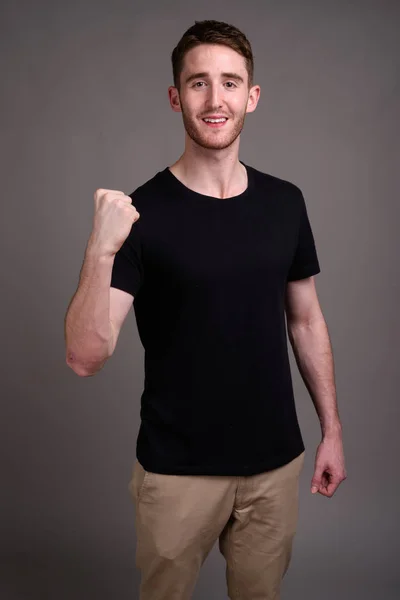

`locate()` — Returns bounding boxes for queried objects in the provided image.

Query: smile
[202,118,228,128]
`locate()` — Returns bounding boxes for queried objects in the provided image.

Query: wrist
[86,239,115,263]
[322,422,342,440]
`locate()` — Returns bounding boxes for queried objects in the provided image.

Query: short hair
[171,20,254,90]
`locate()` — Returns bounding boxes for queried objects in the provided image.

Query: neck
[169,136,247,199]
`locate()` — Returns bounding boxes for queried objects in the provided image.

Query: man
[65,19,346,600]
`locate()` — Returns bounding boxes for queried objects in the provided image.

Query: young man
[65,19,346,600]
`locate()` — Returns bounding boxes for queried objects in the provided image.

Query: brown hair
[171,20,254,90]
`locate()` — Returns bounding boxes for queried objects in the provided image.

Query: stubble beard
[180,102,247,151]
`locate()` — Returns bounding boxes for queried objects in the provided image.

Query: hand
[88,188,140,258]
[310,433,347,498]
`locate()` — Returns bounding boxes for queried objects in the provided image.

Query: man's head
[169,20,260,151]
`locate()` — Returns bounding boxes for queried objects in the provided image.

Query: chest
[141,200,298,291]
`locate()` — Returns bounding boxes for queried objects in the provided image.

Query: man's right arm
[65,187,139,377]
[64,239,133,377]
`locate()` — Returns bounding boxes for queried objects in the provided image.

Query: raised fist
[90,188,140,257]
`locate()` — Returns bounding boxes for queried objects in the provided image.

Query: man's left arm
[285,275,347,497]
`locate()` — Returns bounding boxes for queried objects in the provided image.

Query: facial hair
[180,97,247,150]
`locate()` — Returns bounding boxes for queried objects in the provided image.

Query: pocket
[291,450,306,479]
[129,459,153,502]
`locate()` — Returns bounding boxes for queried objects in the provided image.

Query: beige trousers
[129,451,305,600]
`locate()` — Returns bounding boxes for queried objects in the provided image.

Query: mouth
[201,117,228,128]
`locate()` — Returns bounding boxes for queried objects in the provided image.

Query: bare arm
[64,188,139,377]
[64,242,114,376]
[64,241,133,377]
[285,276,342,439]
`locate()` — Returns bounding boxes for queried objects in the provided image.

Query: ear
[246,84,261,114]
[168,86,182,113]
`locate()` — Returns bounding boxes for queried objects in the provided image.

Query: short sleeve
[110,226,143,298]
[287,190,321,281]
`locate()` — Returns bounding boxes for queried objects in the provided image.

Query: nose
[206,82,223,110]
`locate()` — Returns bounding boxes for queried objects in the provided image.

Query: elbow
[286,320,306,349]
[66,360,94,377]
[286,320,298,342]
[65,350,109,377]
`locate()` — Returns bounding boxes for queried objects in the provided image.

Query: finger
[321,473,330,488]
[321,484,337,497]
[94,189,127,208]
[322,478,340,496]
[95,189,126,196]
[311,471,323,493]
[311,481,321,494]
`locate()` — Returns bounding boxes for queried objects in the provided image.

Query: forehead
[182,43,247,77]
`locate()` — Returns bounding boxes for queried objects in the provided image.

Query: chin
[198,134,240,151]
[187,128,236,150]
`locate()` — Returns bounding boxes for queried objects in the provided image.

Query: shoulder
[128,169,166,203]
[122,169,172,225]
[246,165,307,221]
[246,164,303,199]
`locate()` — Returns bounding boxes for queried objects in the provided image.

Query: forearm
[64,240,115,376]
[287,316,342,439]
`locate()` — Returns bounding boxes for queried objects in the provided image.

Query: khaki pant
[129,451,305,600]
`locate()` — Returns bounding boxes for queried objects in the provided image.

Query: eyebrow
[184,72,245,85]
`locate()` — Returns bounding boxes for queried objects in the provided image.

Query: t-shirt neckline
[162,161,253,202]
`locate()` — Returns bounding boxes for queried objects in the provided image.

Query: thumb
[311,467,323,494]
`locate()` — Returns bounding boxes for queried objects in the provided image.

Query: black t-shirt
[110,162,321,476]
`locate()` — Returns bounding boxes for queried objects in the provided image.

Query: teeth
[204,118,227,123]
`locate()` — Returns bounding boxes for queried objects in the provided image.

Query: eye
[225,81,237,88]
[193,81,206,88]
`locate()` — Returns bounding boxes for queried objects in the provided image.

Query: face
[169,44,260,151]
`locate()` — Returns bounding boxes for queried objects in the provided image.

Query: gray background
[1,0,399,598]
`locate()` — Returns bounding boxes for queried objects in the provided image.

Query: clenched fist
[89,188,140,258]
